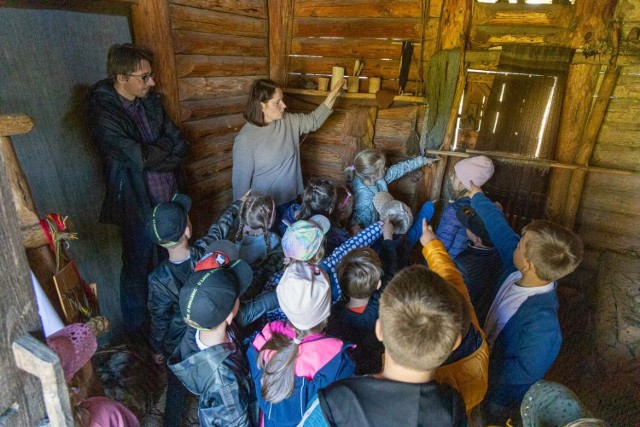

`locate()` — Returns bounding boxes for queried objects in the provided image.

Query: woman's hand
[323,78,347,109]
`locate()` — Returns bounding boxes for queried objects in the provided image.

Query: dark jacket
[169,324,257,427]
[88,79,189,225]
[147,201,242,356]
[319,376,467,427]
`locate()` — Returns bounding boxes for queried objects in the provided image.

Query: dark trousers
[164,365,189,427]
[119,218,156,335]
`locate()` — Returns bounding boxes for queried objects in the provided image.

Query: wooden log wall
[168,0,269,234]
[286,0,426,95]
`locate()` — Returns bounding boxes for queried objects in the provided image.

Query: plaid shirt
[120,95,176,205]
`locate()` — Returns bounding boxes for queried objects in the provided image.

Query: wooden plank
[172,30,267,56]
[582,172,640,195]
[565,0,618,49]
[605,97,640,121]
[612,72,640,98]
[438,0,473,50]
[190,169,233,200]
[178,75,261,101]
[188,133,236,159]
[0,114,34,137]
[429,0,444,17]
[132,0,181,122]
[472,3,572,28]
[577,227,640,253]
[181,112,245,140]
[269,0,292,85]
[185,153,233,184]
[180,95,247,122]
[470,25,564,49]
[294,0,421,18]
[171,5,268,37]
[1,129,47,425]
[12,334,73,427]
[290,37,402,59]
[170,0,266,18]
[576,207,640,238]
[288,56,420,82]
[293,17,422,40]
[597,121,640,147]
[175,54,267,78]
[546,63,600,222]
[190,189,234,237]
[590,144,640,171]
[282,88,427,104]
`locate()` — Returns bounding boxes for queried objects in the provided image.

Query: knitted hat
[373,191,394,215]
[520,380,605,427]
[47,323,97,383]
[453,156,494,191]
[375,197,413,235]
[281,215,330,261]
[149,193,191,247]
[179,240,253,329]
[277,262,331,330]
[456,205,492,247]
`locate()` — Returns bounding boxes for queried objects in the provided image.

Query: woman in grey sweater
[232,78,345,219]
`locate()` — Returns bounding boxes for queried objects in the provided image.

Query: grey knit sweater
[232,104,332,205]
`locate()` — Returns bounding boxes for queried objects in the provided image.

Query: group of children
[62,148,587,427]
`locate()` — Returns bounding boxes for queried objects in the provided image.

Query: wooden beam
[0,114,34,137]
[560,19,621,229]
[13,334,73,427]
[566,0,619,49]
[269,0,292,86]
[546,63,601,222]
[424,148,637,176]
[472,3,573,28]
[0,120,46,425]
[131,0,181,122]
[562,65,620,228]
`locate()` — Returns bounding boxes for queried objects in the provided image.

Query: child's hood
[253,321,349,379]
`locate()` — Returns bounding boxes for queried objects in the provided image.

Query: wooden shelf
[282,88,427,105]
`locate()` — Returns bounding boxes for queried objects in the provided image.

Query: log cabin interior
[1,0,639,425]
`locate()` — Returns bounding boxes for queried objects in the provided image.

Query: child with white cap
[247,246,355,427]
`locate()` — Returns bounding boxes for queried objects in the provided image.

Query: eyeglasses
[128,72,155,84]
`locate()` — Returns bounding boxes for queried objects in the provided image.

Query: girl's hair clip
[292,337,302,345]
[347,165,356,171]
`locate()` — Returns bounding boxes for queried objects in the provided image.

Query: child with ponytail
[247,246,355,427]
[279,178,337,236]
[345,149,436,230]
[234,192,280,267]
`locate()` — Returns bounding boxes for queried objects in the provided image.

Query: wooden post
[0,114,48,249]
[268,0,293,86]
[421,0,472,203]
[566,0,618,49]
[13,334,73,427]
[0,115,47,424]
[545,64,600,222]
[131,0,181,123]
[562,65,619,229]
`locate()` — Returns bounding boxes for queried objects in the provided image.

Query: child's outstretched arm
[320,221,384,301]
[469,182,518,270]
[419,219,481,328]
[407,200,435,248]
[383,156,430,184]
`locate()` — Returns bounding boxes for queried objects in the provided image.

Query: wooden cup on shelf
[347,76,360,93]
[317,77,330,92]
[368,77,381,93]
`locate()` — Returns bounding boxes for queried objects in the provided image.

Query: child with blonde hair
[345,149,435,229]
[469,181,583,424]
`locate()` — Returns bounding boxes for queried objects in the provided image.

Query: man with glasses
[88,43,189,346]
